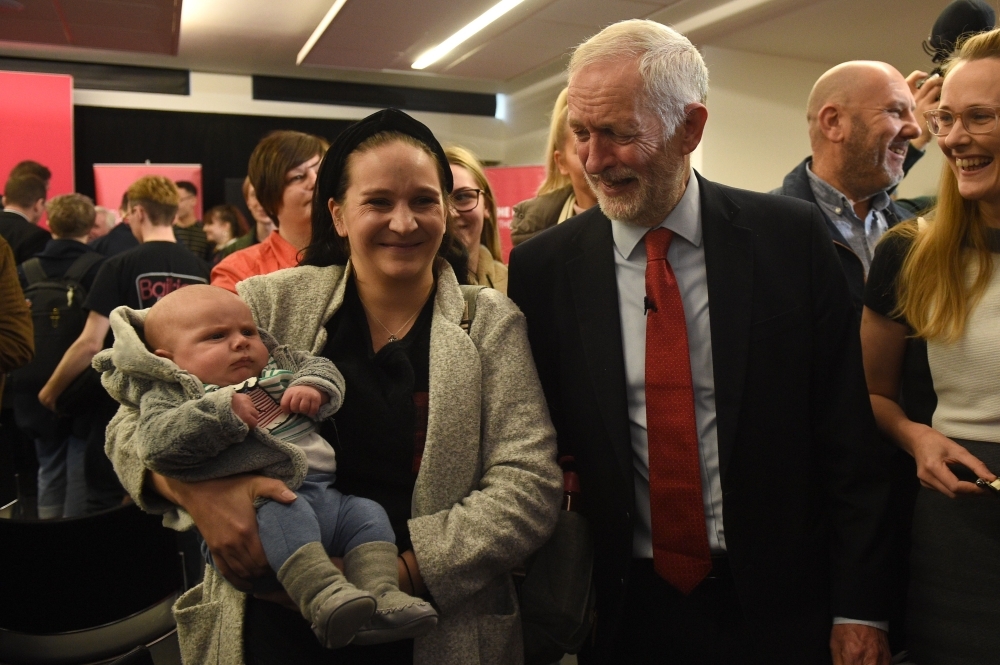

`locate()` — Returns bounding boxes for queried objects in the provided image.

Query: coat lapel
[698,174,753,483]
[413,269,482,517]
[565,213,633,485]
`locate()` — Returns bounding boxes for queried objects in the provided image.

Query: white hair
[568,19,709,136]
[94,206,117,228]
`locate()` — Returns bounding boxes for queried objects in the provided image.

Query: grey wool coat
[103,262,562,665]
[94,305,344,528]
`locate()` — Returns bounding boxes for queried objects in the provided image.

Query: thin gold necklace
[358,297,423,343]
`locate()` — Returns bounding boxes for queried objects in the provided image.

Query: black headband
[318,108,453,197]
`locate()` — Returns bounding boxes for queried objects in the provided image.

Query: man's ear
[153,349,173,360]
[817,104,846,142]
[328,199,348,238]
[679,103,709,156]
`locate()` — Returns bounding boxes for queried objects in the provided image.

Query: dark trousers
[584,558,756,665]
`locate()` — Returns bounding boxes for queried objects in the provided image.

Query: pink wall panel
[0,71,75,230]
[93,164,203,220]
[485,165,545,263]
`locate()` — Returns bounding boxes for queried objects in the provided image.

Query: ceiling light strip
[672,0,778,34]
[296,0,350,66]
[412,0,526,70]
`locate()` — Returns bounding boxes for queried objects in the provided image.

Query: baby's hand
[231,393,260,428]
[281,385,329,418]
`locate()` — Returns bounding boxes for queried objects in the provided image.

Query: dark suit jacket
[0,211,50,265]
[775,158,912,314]
[508,173,894,663]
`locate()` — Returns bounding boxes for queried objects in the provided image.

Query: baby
[96,285,437,649]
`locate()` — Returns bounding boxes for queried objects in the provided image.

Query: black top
[319,277,433,554]
[17,239,104,291]
[864,227,936,425]
[89,222,139,257]
[84,241,209,317]
[0,210,51,265]
[243,275,432,665]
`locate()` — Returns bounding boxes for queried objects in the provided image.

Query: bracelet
[400,554,415,593]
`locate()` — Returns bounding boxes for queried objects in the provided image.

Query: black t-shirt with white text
[84,241,209,317]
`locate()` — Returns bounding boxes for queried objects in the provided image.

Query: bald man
[775,61,921,313]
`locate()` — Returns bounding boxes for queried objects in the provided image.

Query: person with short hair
[1,174,50,264]
[444,146,507,293]
[101,284,439,649]
[13,193,104,519]
[39,175,209,512]
[774,61,922,313]
[87,206,117,243]
[508,19,894,664]
[9,160,52,187]
[212,132,328,292]
[89,191,139,257]
[173,180,211,262]
[203,204,248,265]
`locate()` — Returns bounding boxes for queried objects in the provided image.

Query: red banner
[0,71,75,231]
[484,165,545,263]
[93,164,203,220]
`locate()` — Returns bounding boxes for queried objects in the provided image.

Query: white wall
[699,46,942,199]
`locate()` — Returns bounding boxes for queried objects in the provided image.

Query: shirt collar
[611,170,702,261]
[806,161,891,217]
[2,208,31,223]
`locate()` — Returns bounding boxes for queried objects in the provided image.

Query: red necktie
[644,227,712,595]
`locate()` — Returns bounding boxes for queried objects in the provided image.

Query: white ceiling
[0,0,962,96]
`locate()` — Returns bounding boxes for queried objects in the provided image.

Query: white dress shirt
[610,175,726,557]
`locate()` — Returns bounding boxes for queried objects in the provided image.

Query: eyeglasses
[449,188,484,212]
[924,106,1000,136]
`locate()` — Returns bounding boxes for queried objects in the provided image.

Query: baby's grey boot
[343,541,439,645]
[277,541,376,649]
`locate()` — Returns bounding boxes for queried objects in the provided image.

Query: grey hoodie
[93,305,345,527]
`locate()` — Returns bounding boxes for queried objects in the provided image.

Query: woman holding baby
[107,109,562,665]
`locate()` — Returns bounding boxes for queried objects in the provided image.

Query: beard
[841,120,905,201]
[586,151,687,228]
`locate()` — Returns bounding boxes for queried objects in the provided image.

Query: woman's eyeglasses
[924,106,1000,136]
[450,188,484,212]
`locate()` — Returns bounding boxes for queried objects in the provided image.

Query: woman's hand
[906,424,997,498]
[151,472,296,590]
[398,549,426,596]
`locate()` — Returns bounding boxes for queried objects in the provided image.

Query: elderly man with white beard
[508,19,895,665]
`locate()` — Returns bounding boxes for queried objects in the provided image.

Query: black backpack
[9,252,104,393]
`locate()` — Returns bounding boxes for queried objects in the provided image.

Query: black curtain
[73,106,354,209]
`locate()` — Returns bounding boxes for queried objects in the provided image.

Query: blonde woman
[444,146,508,293]
[510,88,596,246]
[862,28,1000,663]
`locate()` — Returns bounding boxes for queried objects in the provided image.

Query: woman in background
[203,204,248,265]
[444,146,507,293]
[510,87,596,246]
[212,131,327,292]
[861,28,1000,664]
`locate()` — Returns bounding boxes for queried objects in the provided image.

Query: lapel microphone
[644,296,656,315]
